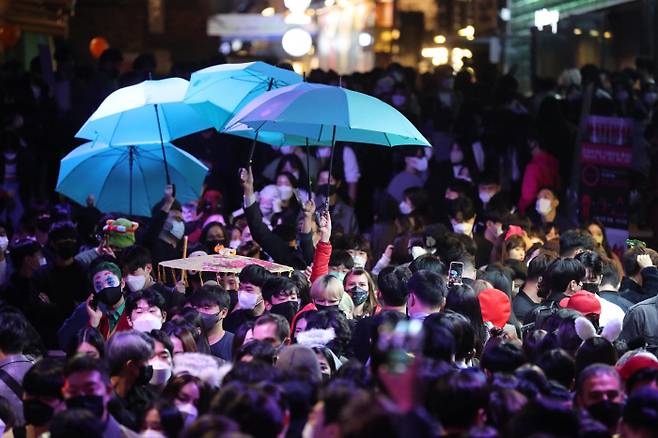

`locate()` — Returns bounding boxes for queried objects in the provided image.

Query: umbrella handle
[248,131,259,167]
[326,125,337,209]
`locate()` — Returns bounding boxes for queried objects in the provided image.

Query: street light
[282,28,313,57]
[457,25,475,39]
[433,35,446,44]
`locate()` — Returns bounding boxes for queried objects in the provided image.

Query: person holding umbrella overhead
[314,167,359,238]
[239,167,314,270]
[144,185,185,267]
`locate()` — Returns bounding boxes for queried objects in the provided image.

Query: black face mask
[200,312,220,331]
[65,395,105,418]
[587,399,622,430]
[206,239,225,253]
[316,184,337,197]
[135,364,153,387]
[270,301,300,324]
[23,399,55,426]
[54,241,78,260]
[97,286,123,307]
[348,286,369,306]
[581,282,599,294]
[315,304,339,312]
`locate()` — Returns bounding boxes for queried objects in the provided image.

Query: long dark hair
[445,284,486,354]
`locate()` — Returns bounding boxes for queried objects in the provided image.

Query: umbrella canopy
[159,253,293,275]
[76,78,213,145]
[184,61,302,132]
[57,142,208,217]
[225,82,431,147]
[224,122,332,148]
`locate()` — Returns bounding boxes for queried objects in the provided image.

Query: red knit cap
[478,288,511,329]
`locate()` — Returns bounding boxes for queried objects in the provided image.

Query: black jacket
[620,267,658,304]
[244,202,310,269]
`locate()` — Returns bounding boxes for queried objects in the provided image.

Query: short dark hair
[189,284,231,310]
[23,357,65,398]
[120,245,152,274]
[49,409,104,438]
[261,277,298,303]
[0,309,29,354]
[447,196,476,221]
[422,314,456,362]
[428,368,488,430]
[148,329,174,358]
[212,383,285,438]
[9,238,41,268]
[377,266,412,307]
[481,342,526,374]
[559,229,597,256]
[65,354,111,385]
[408,270,447,307]
[601,258,621,287]
[575,338,618,376]
[539,258,586,298]
[329,250,354,270]
[527,252,557,280]
[235,340,276,365]
[48,221,77,243]
[238,264,271,287]
[622,247,658,277]
[575,250,603,277]
[126,288,166,316]
[409,254,445,275]
[254,313,290,343]
[536,349,575,390]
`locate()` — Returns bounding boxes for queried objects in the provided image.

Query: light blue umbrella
[225,82,431,201]
[57,142,208,217]
[184,61,302,132]
[224,82,431,148]
[76,78,213,184]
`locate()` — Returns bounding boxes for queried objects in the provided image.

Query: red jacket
[518,151,561,215]
[310,241,332,283]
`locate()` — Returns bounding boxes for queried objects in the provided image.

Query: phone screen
[448,262,464,286]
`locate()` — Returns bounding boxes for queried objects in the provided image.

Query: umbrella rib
[107,111,125,144]
[58,149,116,191]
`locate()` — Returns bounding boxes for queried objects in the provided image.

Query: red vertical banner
[580,116,633,231]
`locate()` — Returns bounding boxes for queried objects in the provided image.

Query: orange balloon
[89,37,110,59]
[0,24,21,49]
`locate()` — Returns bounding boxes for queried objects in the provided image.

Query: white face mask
[229,239,242,249]
[148,360,172,386]
[238,290,259,310]
[450,149,464,164]
[141,430,167,438]
[132,313,163,332]
[479,191,493,204]
[125,274,147,292]
[277,185,294,200]
[452,221,473,236]
[399,200,413,215]
[406,156,428,172]
[0,236,8,252]
[410,246,428,260]
[168,220,185,240]
[280,146,296,155]
[536,198,553,216]
[352,255,367,269]
[177,402,198,420]
[39,257,47,266]
[496,224,504,237]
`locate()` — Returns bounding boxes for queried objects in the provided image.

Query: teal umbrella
[224,82,431,148]
[184,61,302,132]
[76,78,213,185]
[225,82,431,200]
[56,142,208,217]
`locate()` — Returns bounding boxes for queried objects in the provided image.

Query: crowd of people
[1,45,658,437]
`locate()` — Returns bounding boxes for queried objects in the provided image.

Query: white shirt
[596,295,625,328]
